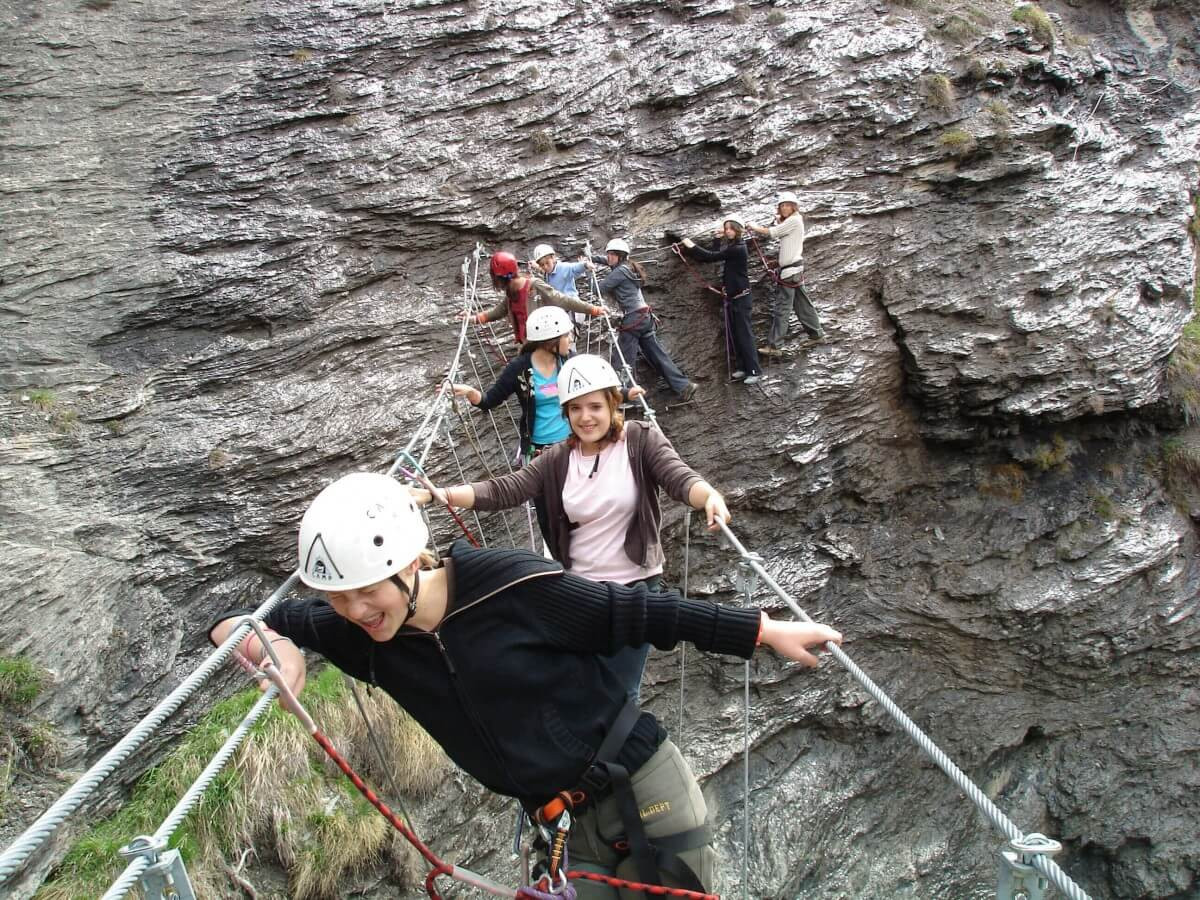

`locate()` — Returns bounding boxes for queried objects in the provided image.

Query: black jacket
[475,351,542,458]
[686,238,751,299]
[213,541,760,807]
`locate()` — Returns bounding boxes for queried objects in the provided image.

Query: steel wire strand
[0,576,298,883]
[100,687,278,900]
[444,418,490,548]
[450,394,519,548]
[713,521,1092,900]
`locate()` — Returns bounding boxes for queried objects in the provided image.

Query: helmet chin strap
[390,570,420,627]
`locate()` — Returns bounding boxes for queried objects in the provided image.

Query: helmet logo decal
[567,369,593,395]
[304,533,343,582]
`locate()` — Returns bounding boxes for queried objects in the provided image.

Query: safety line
[101,687,278,900]
[713,520,1091,900]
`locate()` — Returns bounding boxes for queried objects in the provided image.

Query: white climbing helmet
[604,238,631,256]
[776,191,800,208]
[723,216,746,232]
[532,243,555,263]
[297,472,428,591]
[525,305,574,342]
[557,354,622,404]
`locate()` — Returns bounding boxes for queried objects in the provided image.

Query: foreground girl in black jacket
[211,472,841,898]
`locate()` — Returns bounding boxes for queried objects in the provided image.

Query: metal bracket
[734,553,763,600]
[996,833,1062,900]
[119,835,197,900]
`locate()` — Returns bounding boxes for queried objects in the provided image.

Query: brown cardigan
[470,421,704,571]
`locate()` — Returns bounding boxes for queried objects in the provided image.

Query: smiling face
[537,253,556,274]
[566,389,614,448]
[326,568,413,642]
[605,251,621,268]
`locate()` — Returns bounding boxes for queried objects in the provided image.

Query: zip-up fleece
[686,238,751,298]
[210,540,759,807]
[470,421,702,571]
[591,256,649,316]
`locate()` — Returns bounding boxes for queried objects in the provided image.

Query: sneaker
[731,370,747,380]
[743,374,762,385]
[679,382,698,402]
[805,329,825,341]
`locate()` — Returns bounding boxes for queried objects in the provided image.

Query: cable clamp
[996,833,1062,900]
[735,554,763,598]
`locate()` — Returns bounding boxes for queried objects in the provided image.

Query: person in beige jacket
[748,190,824,352]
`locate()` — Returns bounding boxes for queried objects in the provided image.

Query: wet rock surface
[2,0,1198,897]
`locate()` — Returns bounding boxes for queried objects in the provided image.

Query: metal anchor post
[734,553,763,600]
[997,833,1063,900]
[119,835,197,900]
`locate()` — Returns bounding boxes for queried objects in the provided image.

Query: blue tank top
[530,365,570,446]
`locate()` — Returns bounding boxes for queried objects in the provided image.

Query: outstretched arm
[757,615,842,667]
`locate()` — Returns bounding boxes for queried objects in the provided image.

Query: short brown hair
[565,387,625,449]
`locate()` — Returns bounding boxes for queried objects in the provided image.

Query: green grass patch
[1166,195,1200,422]
[0,656,47,709]
[1012,4,1055,49]
[1030,434,1074,473]
[38,666,444,899]
[979,463,1026,501]
[28,389,55,411]
[921,73,955,111]
[938,127,975,155]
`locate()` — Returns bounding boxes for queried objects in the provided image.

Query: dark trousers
[728,294,760,375]
[614,315,689,394]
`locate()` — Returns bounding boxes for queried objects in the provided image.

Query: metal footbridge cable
[713,519,1090,900]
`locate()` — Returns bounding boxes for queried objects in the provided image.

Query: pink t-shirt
[561,436,664,584]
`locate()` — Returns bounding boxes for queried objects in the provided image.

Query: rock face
[2,0,1198,897]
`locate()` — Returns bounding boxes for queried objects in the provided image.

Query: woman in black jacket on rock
[680,218,762,384]
[211,472,841,899]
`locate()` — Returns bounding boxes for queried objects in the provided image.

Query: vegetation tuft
[965,58,988,81]
[1030,434,1075,473]
[939,15,978,43]
[28,389,55,411]
[37,667,446,899]
[1166,196,1200,423]
[0,655,47,709]
[921,73,955,111]
[979,463,1027,501]
[1012,4,1055,49]
[938,127,975,156]
[766,9,786,25]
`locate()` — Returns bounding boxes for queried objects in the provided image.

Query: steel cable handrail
[714,520,1091,900]
[0,575,297,883]
[100,687,278,900]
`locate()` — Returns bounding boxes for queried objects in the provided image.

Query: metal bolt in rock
[997,833,1062,900]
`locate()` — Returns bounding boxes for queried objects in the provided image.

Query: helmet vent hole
[373,535,384,547]
[386,559,392,566]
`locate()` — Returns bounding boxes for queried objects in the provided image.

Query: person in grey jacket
[590,238,698,403]
[414,354,725,698]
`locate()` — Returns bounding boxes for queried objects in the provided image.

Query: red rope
[566,870,720,899]
[312,730,454,899]
[671,244,725,297]
[746,234,799,287]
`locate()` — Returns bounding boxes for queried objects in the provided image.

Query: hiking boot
[679,382,698,402]
[743,374,762,385]
[731,370,747,380]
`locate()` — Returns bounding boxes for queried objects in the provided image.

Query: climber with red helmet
[468,251,606,345]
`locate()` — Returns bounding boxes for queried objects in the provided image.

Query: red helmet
[489,251,519,279]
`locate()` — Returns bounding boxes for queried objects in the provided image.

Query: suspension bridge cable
[713,520,1092,900]
[100,687,279,900]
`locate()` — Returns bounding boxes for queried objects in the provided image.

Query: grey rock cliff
[1,0,1198,897]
